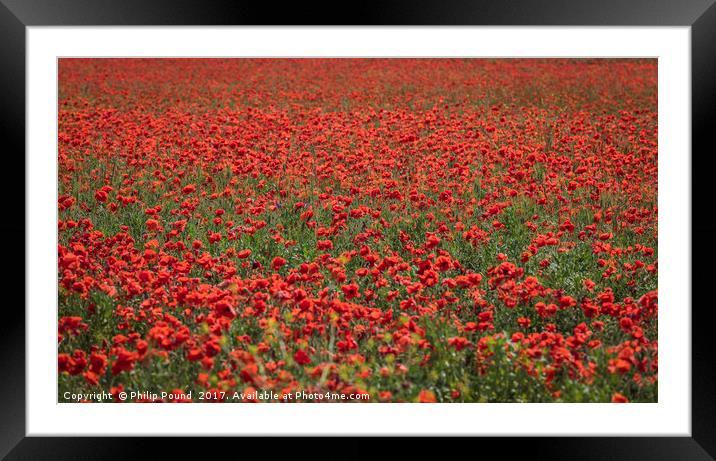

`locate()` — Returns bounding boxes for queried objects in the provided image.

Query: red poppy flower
[294,349,311,365]
[611,393,629,403]
[272,257,287,270]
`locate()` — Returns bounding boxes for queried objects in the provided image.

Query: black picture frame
[3,0,714,459]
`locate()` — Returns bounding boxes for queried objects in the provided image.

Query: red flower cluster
[58,59,657,403]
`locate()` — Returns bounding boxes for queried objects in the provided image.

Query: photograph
[57,58,658,403]
[5,0,712,453]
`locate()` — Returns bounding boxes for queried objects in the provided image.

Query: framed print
[4,0,715,459]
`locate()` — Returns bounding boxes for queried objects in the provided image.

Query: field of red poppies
[58,59,657,403]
